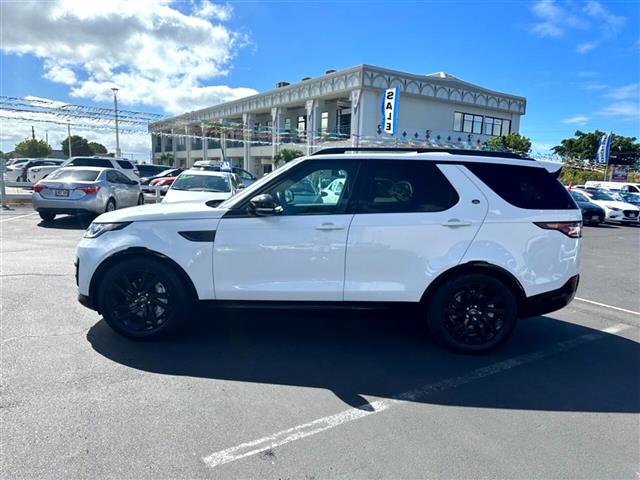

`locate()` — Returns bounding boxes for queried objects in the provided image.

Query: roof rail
[311,146,533,160]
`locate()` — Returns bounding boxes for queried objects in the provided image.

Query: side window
[115,171,132,183]
[106,171,118,183]
[117,161,134,169]
[466,163,575,210]
[264,162,358,216]
[356,161,459,214]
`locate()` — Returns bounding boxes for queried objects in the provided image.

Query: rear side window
[116,160,134,169]
[355,160,459,214]
[68,158,112,168]
[47,169,99,182]
[466,163,575,210]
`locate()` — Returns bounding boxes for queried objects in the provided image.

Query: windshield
[584,190,615,201]
[570,190,589,202]
[615,192,640,203]
[171,173,230,192]
[47,169,100,182]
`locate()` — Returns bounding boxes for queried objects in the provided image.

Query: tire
[97,257,191,339]
[137,193,144,205]
[426,273,517,353]
[105,198,116,213]
[38,211,56,222]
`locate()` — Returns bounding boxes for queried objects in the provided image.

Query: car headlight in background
[84,222,131,238]
[607,206,622,211]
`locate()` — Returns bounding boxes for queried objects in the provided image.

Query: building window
[454,111,512,136]
[284,118,291,132]
[297,115,306,133]
[321,111,329,134]
[336,108,351,136]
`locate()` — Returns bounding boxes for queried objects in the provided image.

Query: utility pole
[111,87,122,158]
[67,121,72,159]
[31,126,35,140]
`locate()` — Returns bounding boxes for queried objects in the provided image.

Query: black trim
[311,147,533,160]
[78,293,95,311]
[178,230,216,242]
[520,275,579,318]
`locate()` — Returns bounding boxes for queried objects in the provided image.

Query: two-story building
[149,64,527,176]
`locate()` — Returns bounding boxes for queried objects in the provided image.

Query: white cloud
[576,1,626,54]
[577,71,597,77]
[597,101,640,121]
[195,1,233,21]
[576,42,596,54]
[562,115,589,125]
[583,83,607,91]
[529,0,584,38]
[606,83,640,100]
[0,0,257,115]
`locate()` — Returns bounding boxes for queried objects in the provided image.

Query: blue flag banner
[381,88,399,135]
[596,132,613,164]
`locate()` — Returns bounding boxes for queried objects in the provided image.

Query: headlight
[84,222,131,238]
[607,205,621,211]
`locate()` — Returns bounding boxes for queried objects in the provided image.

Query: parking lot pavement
[1,209,639,479]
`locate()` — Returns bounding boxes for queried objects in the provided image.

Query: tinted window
[466,163,575,210]
[114,171,132,183]
[116,160,134,169]
[68,158,112,168]
[172,174,230,192]
[47,169,99,182]
[106,171,120,183]
[137,165,165,176]
[233,168,255,180]
[356,161,459,214]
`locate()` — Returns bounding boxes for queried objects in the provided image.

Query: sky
[1,0,639,160]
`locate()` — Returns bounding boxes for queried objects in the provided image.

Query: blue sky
[1,0,639,158]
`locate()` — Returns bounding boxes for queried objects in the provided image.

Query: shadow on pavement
[37,215,93,230]
[87,307,639,413]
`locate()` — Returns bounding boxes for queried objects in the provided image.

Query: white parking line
[575,297,640,316]
[202,322,632,469]
[0,212,37,223]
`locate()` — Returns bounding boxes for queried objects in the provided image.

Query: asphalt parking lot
[1,206,639,479]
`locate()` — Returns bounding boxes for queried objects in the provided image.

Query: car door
[214,159,360,301]
[344,160,488,302]
[115,171,139,206]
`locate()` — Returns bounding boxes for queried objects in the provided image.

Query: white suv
[75,148,581,352]
[30,156,139,182]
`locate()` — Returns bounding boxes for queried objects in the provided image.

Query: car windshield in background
[157,169,177,177]
[46,169,100,182]
[586,190,615,201]
[171,174,230,192]
[570,190,589,202]
[616,192,640,203]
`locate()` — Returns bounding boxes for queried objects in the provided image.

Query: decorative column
[350,89,362,147]
[185,126,192,167]
[201,122,207,162]
[242,112,253,172]
[271,107,282,161]
[171,128,177,167]
[305,99,324,155]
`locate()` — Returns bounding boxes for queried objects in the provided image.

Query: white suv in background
[30,156,139,183]
[75,148,581,353]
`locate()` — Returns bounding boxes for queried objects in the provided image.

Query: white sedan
[163,169,242,205]
[574,188,639,224]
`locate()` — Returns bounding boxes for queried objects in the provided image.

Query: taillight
[79,186,100,195]
[33,183,47,193]
[534,221,582,238]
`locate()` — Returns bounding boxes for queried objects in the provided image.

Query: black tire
[137,193,144,205]
[97,257,191,339]
[105,198,116,213]
[426,273,517,353]
[38,211,56,222]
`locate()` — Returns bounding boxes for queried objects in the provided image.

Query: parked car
[568,189,605,225]
[5,158,64,183]
[573,188,639,224]
[612,191,640,208]
[149,175,178,194]
[140,168,183,192]
[76,147,582,353]
[27,156,140,183]
[163,169,241,205]
[585,180,640,193]
[192,160,257,187]
[136,164,169,179]
[27,160,68,184]
[33,167,143,222]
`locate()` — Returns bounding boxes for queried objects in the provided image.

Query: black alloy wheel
[428,273,517,353]
[98,258,190,338]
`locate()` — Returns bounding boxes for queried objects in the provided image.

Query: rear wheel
[105,198,116,212]
[97,258,190,338]
[38,211,56,222]
[427,273,517,353]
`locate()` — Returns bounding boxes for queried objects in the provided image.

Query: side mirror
[321,190,328,197]
[237,184,246,190]
[130,180,139,185]
[249,194,281,216]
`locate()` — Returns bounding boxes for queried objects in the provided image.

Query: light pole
[111,87,122,158]
[67,121,72,158]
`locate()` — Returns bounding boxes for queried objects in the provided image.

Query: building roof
[150,64,527,130]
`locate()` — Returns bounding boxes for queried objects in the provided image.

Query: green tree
[88,141,107,154]
[14,138,52,158]
[273,148,304,167]
[159,153,174,165]
[484,133,532,155]
[61,135,92,156]
[552,130,640,161]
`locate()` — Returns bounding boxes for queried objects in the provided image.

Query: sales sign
[381,88,399,135]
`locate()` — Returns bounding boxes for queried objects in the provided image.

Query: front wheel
[137,193,144,205]
[39,211,56,222]
[97,258,191,338]
[105,198,116,213]
[427,273,517,353]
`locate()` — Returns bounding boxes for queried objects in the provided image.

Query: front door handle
[442,219,472,227]
[315,223,345,231]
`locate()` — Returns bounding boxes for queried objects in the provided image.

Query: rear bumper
[33,192,104,214]
[520,274,579,318]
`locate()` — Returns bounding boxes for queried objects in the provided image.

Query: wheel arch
[89,247,199,312]
[420,262,527,315]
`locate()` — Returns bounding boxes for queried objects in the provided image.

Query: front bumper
[78,292,97,311]
[520,274,580,318]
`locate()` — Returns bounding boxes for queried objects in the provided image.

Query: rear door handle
[315,223,345,231]
[442,219,472,227]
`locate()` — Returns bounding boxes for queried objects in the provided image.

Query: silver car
[32,167,143,222]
